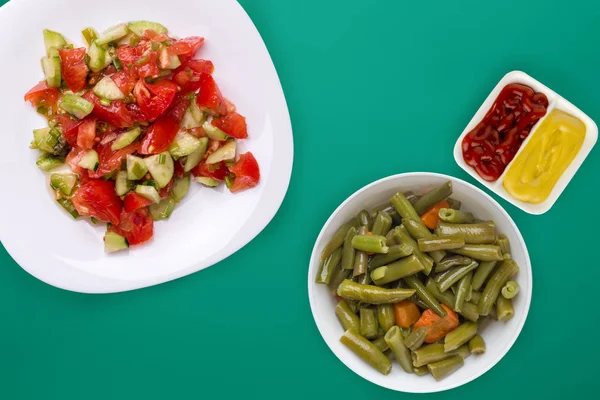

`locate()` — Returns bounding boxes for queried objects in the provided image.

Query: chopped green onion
[225,161,235,168]
[225,174,234,189]
[186,92,196,101]
[113,57,122,71]
[143,180,158,189]
[151,42,162,51]
[135,55,149,65]
[90,217,98,224]
[64,44,74,50]
[81,27,98,46]
[158,153,167,164]
[36,106,48,116]
[161,40,171,46]
[100,98,112,107]
[129,34,140,46]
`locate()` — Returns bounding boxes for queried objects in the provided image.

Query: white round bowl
[307,172,532,393]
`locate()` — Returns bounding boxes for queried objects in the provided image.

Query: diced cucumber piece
[87,40,111,72]
[181,101,206,129]
[115,171,133,196]
[78,149,99,171]
[93,76,125,100]
[127,21,168,37]
[60,94,94,119]
[57,198,80,219]
[145,152,174,188]
[202,121,228,141]
[32,127,52,151]
[96,23,129,46]
[41,54,61,88]
[81,27,98,46]
[184,137,209,172]
[127,155,148,180]
[195,177,220,187]
[112,127,141,150]
[36,155,63,171]
[206,140,236,164]
[135,185,161,204]
[172,176,190,202]
[50,173,78,196]
[158,47,181,70]
[104,231,129,253]
[168,131,201,158]
[43,29,67,54]
[149,196,176,220]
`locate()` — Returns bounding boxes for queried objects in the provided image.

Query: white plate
[454,70,598,215]
[0,0,293,293]
[308,173,532,393]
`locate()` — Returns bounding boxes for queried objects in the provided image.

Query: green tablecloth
[1,0,598,398]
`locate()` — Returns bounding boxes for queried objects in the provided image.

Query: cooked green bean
[372,211,393,236]
[315,247,342,284]
[444,321,478,352]
[394,226,434,275]
[460,302,480,323]
[413,365,429,376]
[384,326,413,373]
[390,191,421,222]
[370,204,402,225]
[489,307,498,321]
[400,327,412,339]
[450,244,503,261]
[478,259,520,316]
[495,233,511,254]
[412,343,459,367]
[435,255,473,273]
[321,219,356,261]
[357,210,372,230]
[446,197,461,210]
[385,229,399,246]
[465,283,473,302]
[341,227,357,270]
[340,328,392,375]
[369,244,413,269]
[410,294,430,310]
[371,336,389,353]
[454,271,473,313]
[428,355,464,381]
[496,296,514,321]
[437,261,479,292]
[501,280,520,299]
[436,221,496,244]
[433,268,454,284]
[424,279,479,322]
[377,304,395,332]
[456,344,471,360]
[469,291,482,305]
[404,326,428,351]
[413,181,453,215]
[336,300,360,331]
[438,208,474,224]
[404,191,419,205]
[337,280,415,304]
[404,275,447,317]
[352,234,389,254]
[360,307,379,339]
[469,335,486,354]
[418,236,465,252]
[471,260,497,291]
[329,266,351,295]
[356,272,372,285]
[347,300,359,313]
[371,255,425,285]
[402,219,446,264]
[353,226,369,277]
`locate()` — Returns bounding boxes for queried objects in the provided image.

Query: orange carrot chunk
[413,304,459,343]
[394,300,421,328]
[421,200,450,229]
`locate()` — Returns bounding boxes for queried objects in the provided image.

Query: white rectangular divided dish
[454,70,598,215]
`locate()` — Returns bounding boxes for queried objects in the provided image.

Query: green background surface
[1,0,598,398]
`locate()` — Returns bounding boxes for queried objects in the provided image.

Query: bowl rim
[307,172,532,393]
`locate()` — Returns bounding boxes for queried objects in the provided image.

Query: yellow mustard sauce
[503,109,586,204]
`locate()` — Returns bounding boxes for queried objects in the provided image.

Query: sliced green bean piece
[438,208,474,224]
[469,291,482,305]
[357,210,372,230]
[437,261,479,292]
[469,334,486,354]
[394,226,434,275]
[372,211,393,236]
[369,244,413,269]
[341,227,357,270]
[428,355,464,381]
[456,344,471,360]
[371,336,389,353]
[356,272,372,285]
[321,219,356,261]
[352,234,389,254]
[360,307,379,339]
[340,328,392,375]
[384,326,413,373]
[353,226,369,277]
[377,304,396,332]
[385,228,399,246]
[400,326,412,339]
[454,271,473,313]
[390,191,421,222]
[404,275,446,317]
[336,300,360,331]
[496,296,514,321]
[471,261,497,291]
[370,204,401,225]
[433,268,454,284]
[418,236,465,252]
[444,321,478,352]
[450,244,503,261]
[495,233,511,254]
[410,294,430,310]
[460,302,480,323]
[337,280,415,304]
[446,197,461,210]
[347,300,359,313]
[315,247,342,284]
[501,280,520,299]
[425,279,479,322]
[413,181,453,215]
[436,221,496,244]
[413,365,429,376]
[402,218,446,264]
[412,343,457,367]
[404,326,428,351]
[478,259,520,316]
[328,260,350,294]
[371,255,425,286]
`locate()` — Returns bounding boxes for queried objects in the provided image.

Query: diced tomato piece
[136,51,160,79]
[224,98,236,114]
[196,74,227,115]
[189,126,206,138]
[109,208,154,245]
[139,115,179,154]
[77,117,97,149]
[164,94,190,122]
[229,152,260,192]
[116,44,159,79]
[211,112,247,139]
[168,37,204,57]
[82,91,136,128]
[111,70,138,96]
[58,47,89,92]
[72,180,123,225]
[24,81,60,112]
[133,79,178,121]
[89,141,139,179]
[53,114,82,146]
[159,179,174,198]
[193,161,229,181]
[116,45,140,66]
[66,147,90,182]
[174,159,185,179]
[124,191,153,212]
[187,59,214,74]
